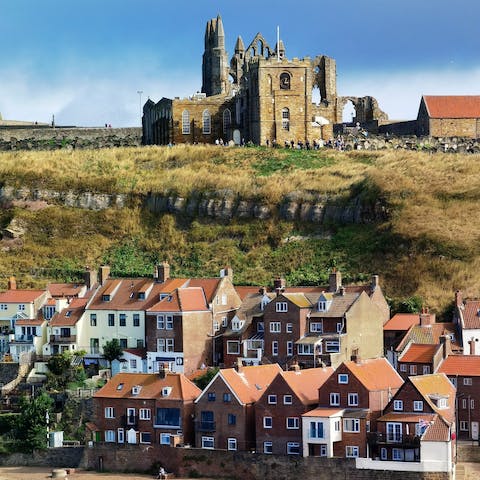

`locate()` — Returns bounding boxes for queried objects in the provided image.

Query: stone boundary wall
[0,447,85,468]
[0,127,141,150]
[84,444,451,480]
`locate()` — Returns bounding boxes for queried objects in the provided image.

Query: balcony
[13,334,34,343]
[195,420,216,432]
[367,432,421,448]
[50,334,77,344]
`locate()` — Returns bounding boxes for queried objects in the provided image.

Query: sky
[0,0,479,127]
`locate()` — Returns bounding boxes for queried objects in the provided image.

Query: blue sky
[1,0,479,126]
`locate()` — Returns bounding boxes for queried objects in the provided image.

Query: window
[263,416,273,428]
[343,418,360,433]
[18,304,25,311]
[130,359,137,369]
[464,377,473,386]
[286,417,299,429]
[139,408,151,420]
[330,393,340,406]
[309,421,324,439]
[138,292,145,300]
[287,442,300,455]
[119,313,126,326]
[409,365,417,375]
[133,313,140,327]
[325,341,340,353]
[336,322,344,333]
[422,365,430,375]
[335,420,340,431]
[222,316,228,327]
[105,430,115,442]
[102,294,111,302]
[318,301,327,311]
[155,408,180,427]
[0,304,7,311]
[228,438,237,451]
[400,364,407,372]
[118,428,124,444]
[90,314,97,326]
[166,315,173,330]
[392,448,404,461]
[413,401,423,412]
[287,341,293,356]
[202,109,211,134]
[268,394,277,404]
[348,393,359,407]
[227,414,236,425]
[338,374,349,384]
[264,441,273,454]
[283,395,292,405]
[393,400,403,411]
[310,322,323,333]
[208,392,216,402]
[270,322,281,333]
[182,110,190,134]
[281,107,290,131]
[140,432,151,444]
[201,436,214,449]
[286,323,293,333]
[460,421,469,431]
[223,393,232,403]
[105,407,115,418]
[257,322,264,332]
[471,399,475,409]
[108,313,115,326]
[276,302,288,312]
[298,344,314,355]
[386,422,402,442]
[380,448,387,460]
[157,338,174,352]
[272,341,278,356]
[345,446,359,458]
[213,321,220,332]
[223,109,231,133]
[160,433,171,445]
[221,294,227,305]
[227,341,240,355]
[462,398,467,409]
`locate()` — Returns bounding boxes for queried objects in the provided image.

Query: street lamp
[137,90,143,127]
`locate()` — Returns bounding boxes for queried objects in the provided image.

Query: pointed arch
[223,109,232,133]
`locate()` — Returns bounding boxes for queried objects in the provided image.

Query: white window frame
[201,436,214,449]
[166,315,173,330]
[460,421,469,431]
[287,341,293,356]
[105,407,115,419]
[227,341,240,355]
[409,365,417,375]
[283,395,292,405]
[263,416,273,429]
[286,417,299,429]
[380,447,387,460]
[268,394,277,405]
[105,430,115,442]
[393,400,403,411]
[140,432,151,444]
[464,377,473,386]
[422,365,431,375]
[343,418,360,433]
[117,428,124,444]
[160,433,171,445]
[330,392,340,406]
[264,441,273,454]
[276,302,288,312]
[298,344,313,355]
[392,448,404,461]
[400,364,407,372]
[157,315,165,329]
[310,322,323,333]
[227,438,237,451]
[309,421,324,439]
[338,374,349,384]
[222,316,228,327]
[413,400,423,412]
[286,323,293,333]
[286,442,300,455]
[139,408,151,420]
[202,109,211,134]
[386,422,402,442]
[348,393,359,407]
[270,322,281,333]
[345,446,359,458]
[272,341,278,356]
[182,110,190,134]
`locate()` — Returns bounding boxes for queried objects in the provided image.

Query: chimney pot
[99,265,110,285]
[329,270,342,293]
[7,276,16,290]
[157,261,170,283]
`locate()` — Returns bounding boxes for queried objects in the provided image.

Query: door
[472,421,479,440]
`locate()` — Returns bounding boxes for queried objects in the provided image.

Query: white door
[233,129,241,145]
[472,421,479,440]
[127,428,137,444]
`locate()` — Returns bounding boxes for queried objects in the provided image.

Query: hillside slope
[1,145,480,316]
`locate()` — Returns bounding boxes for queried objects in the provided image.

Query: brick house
[437,355,480,440]
[302,358,403,458]
[90,371,201,447]
[368,373,455,472]
[255,366,333,455]
[383,313,420,362]
[194,364,281,452]
[416,95,480,138]
[453,290,480,355]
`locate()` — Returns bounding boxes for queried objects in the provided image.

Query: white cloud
[338,67,480,121]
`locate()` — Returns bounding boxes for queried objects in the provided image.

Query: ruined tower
[202,14,230,96]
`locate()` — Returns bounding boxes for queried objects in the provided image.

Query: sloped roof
[344,358,404,391]
[220,364,282,404]
[281,367,333,404]
[15,318,45,326]
[423,95,480,119]
[147,287,209,313]
[422,415,451,442]
[0,289,46,303]
[461,299,480,329]
[396,323,460,352]
[50,297,88,326]
[187,278,221,303]
[307,292,361,318]
[47,283,85,298]
[438,355,480,377]
[384,313,420,331]
[378,412,435,423]
[398,344,438,363]
[302,407,343,417]
[282,293,313,308]
[94,372,201,401]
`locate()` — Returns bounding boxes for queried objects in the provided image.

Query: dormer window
[232,319,244,331]
[162,387,172,397]
[138,292,145,300]
[102,294,111,302]
[257,322,264,333]
[116,383,124,391]
[132,386,141,395]
[276,302,288,313]
[65,310,72,317]
[318,301,327,311]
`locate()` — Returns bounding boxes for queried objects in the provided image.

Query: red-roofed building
[194,364,282,451]
[417,95,480,138]
[255,366,333,455]
[453,290,480,355]
[91,371,201,447]
[384,313,420,355]
[438,355,480,440]
[367,373,455,473]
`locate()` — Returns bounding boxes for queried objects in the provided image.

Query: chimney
[235,357,243,372]
[158,365,166,379]
[455,290,463,308]
[469,338,477,355]
[157,261,170,283]
[419,307,435,326]
[439,334,452,359]
[259,287,267,295]
[99,265,110,285]
[84,268,97,290]
[273,277,286,295]
[329,269,342,293]
[289,362,300,372]
[7,276,16,290]
[371,274,379,291]
[339,286,346,296]
[220,267,233,281]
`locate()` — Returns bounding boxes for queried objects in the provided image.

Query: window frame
[275,302,288,312]
[182,110,190,134]
[286,417,299,429]
[263,416,273,429]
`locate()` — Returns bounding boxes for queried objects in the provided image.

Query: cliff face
[0,186,387,224]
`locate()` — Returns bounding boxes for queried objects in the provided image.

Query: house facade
[453,291,480,355]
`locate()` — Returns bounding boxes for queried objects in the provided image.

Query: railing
[13,334,34,342]
[195,420,216,432]
[50,335,77,343]
[367,432,421,448]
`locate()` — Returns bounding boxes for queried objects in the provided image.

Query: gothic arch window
[280,72,291,90]
[182,110,190,134]
[282,107,290,131]
[202,109,211,135]
[223,109,232,133]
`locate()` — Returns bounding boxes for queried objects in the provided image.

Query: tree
[102,338,123,367]
[14,392,53,452]
[46,351,85,390]
[193,368,219,390]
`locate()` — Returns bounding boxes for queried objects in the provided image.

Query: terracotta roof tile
[281,367,334,404]
[399,344,438,363]
[147,287,209,312]
[0,289,46,303]
[344,358,404,391]
[282,293,313,308]
[378,412,435,423]
[50,298,88,326]
[384,313,420,331]
[460,300,480,329]
[94,372,201,401]
[438,355,480,376]
[47,283,85,298]
[396,323,460,352]
[187,278,221,303]
[422,415,451,442]
[302,407,344,417]
[15,319,45,326]
[308,292,361,318]
[423,95,480,119]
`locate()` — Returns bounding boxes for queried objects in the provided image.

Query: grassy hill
[1,145,480,317]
